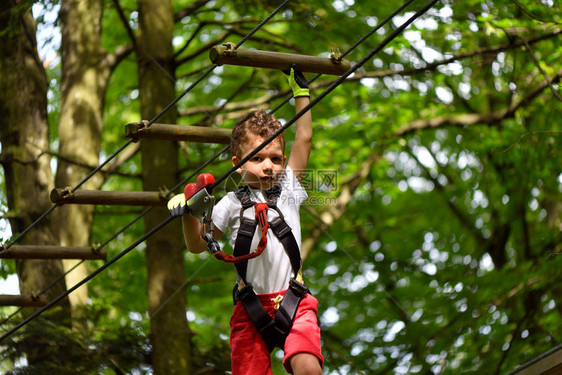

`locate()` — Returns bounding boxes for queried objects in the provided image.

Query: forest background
[0,0,561,374]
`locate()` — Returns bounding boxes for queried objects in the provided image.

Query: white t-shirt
[212,166,307,294]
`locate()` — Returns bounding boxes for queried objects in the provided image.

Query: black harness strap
[232,217,256,281]
[236,285,279,352]
[233,185,263,281]
[236,280,309,352]
[232,184,309,352]
[269,216,302,276]
[235,185,255,209]
[271,278,309,349]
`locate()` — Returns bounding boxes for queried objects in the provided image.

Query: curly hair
[230,110,285,158]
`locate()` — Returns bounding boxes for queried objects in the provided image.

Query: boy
[179,67,323,375]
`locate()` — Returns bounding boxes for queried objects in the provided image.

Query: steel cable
[0,145,230,327]
[2,0,290,250]
[212,0,439,189]
[148,0,424,317]
[0,0,438,343]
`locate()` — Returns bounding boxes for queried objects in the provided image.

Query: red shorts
[229,290,324,375]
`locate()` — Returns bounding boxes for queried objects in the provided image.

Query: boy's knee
[289,353,322,375]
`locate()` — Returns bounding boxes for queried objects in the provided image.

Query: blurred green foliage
[1,0,561,373]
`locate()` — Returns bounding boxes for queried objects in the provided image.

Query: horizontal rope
[212,0,438,190]
[3,0,289,250]
[0,0,438,342]
[0,1,290,340]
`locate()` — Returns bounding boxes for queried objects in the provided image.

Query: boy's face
[232,136,286,190]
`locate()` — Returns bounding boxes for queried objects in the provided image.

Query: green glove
[283,65,309,98]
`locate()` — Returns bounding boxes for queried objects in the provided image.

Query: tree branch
[409,44,479,113]
[93,142,141,189]
[509,0,562,25]
[102,1,136,72]
[174,0,211,22]
[393,69,562,137]
[493,308,530,374]
[174,22,207,58]
[321,330,368,375]
[406,146,488,248]
[520,35,562,101]
[229,25,303,52]
[111,0,137,49]
[175,29,233,66]
[197,69,258,127]
[174,18,298,58]
[104,44,135,75]
[494,277,541,307]
[309,29,562,88]
[6,144,142,182]
[178,89,289,117]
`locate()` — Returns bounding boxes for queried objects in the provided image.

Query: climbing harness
[201,183,309,352]
[232,185,308,352]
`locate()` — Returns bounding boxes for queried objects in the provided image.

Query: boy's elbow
[185,238,207,254]
[296,130,312,145]
[295,120,312,149]
[188,247,206,254]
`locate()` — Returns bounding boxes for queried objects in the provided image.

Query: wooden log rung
[0,245,107,260]
[0,294,48,307]
[209,43,351,76]
[125,121,231,144]
[507,344,562,375]
[50,188,171,206]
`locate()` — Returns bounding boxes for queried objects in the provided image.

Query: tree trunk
[56,0,109,329]
[137,0,192,373]
[0,0,70,361]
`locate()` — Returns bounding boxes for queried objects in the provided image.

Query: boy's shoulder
[217,191,240,208]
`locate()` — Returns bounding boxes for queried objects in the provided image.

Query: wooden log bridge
[0,245,106,260]
[125,121,232,144]
[209,42,351,76]
[0,294,48,307]
[50,188,171,206]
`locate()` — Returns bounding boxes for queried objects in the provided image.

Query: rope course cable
[0,1,288,338]
[268,0,420,114]
[339,0,418,60]
[0,145,229,327]
[1,0,290,251]
[149,0,425,317]
[0,0,438,344]
[0,217,176,342]
[212,0,439,190]
[0,0,289,322]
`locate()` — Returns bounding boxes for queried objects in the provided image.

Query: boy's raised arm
[285,67,312,179]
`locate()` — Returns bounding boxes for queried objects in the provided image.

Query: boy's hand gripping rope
[167,173,216,219]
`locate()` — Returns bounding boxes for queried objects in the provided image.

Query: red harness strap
[212,203,269,263]
[254,203,269,252]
